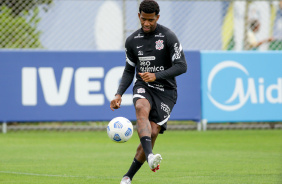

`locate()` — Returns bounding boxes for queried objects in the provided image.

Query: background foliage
[0,0,53,48]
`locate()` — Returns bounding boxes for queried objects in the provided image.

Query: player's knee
[135,103,149,115]
[135,103,143,112]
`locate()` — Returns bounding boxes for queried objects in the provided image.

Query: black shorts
[133,84,177,134]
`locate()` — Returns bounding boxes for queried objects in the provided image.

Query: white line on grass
[0,171,119,179]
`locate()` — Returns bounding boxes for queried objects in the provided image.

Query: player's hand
[110,94,122,111]
[139,72,156,82]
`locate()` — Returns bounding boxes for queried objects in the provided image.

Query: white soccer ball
[107,117,133,143]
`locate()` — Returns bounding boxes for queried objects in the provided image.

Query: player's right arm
[110,38,136,111]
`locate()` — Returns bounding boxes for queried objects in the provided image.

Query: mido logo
[207,61,282,111]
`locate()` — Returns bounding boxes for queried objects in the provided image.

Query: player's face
[138,11,160,33]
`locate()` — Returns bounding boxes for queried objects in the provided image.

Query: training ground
[0,130,281,184]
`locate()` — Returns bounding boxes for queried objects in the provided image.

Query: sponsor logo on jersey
[155,33,165,37]
[137,88,145,93]
[138,56,156,61]
[134,34,144,39]
[172,43,182,61]
[138,51,143,56]
[161,102,171,115]
[147,83,164,91]
[155,40,164,50]
[139,56,164,73]
[140,65,165,73]
[137,45,143,49]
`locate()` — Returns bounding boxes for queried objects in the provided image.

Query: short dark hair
[139,0,160,15]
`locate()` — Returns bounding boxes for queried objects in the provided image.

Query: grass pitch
[0,130,281,184]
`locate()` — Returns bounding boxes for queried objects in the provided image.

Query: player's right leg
[134,98,153,160]
[135,99,163,172]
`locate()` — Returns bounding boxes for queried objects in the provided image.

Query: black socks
[124,158,143,180]
[123,136,152,181]
[140,136,153,161]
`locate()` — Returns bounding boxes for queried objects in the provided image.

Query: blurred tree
[0,0,53,48]
[0,6,42,48]
[0,0,52,17]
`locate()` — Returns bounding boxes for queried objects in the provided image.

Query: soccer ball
[107,117,133,143]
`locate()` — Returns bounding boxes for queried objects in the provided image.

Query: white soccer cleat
[148,153,162,172]
[120,176,131,184]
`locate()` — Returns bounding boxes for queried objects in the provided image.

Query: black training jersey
[116,24,187,96]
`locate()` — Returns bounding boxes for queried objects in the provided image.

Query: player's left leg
[122,121,161,181]
[146,122,162,172]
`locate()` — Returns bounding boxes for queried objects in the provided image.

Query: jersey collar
[140,24,159,36]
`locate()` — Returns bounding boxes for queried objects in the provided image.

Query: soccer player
[110,0,187,183]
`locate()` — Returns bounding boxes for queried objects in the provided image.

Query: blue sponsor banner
[201,51,282,122]
[171,51,201,121]
[0,51,201,122]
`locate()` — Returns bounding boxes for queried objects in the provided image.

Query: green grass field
[0,130,281,184]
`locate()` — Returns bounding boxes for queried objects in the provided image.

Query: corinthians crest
[155,39,164,50]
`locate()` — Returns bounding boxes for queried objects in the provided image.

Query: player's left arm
[155,32,187,80]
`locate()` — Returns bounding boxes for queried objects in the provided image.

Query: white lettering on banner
[75,67,104,105]
[21,67,133,106]
[39,67,73,106]
[104,66,133,105]
[208,61,282,111]
[266,79,282,103]
[22,68,37,105]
